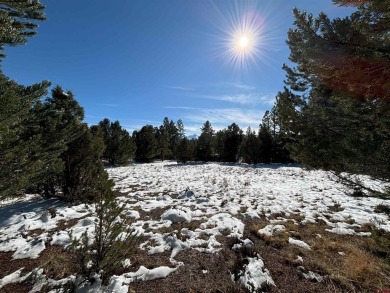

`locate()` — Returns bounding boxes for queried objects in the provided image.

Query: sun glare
[227,26,260,69]
[211,1,275,72]
[220,15,264,71]
[239,36,249,48]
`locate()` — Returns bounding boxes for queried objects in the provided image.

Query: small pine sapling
[71,178,139,286]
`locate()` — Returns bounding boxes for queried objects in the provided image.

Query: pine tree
[96,118,135,166]
[222,123,243,162]
[72,172,139,285]
[33,86,84,195]
[133,125,158,162]
[163,117,178,159]
[196,120,215,162]
[278,0,390,187]
[0,74,51,197]
[240,127,261,164]
[176,119,185,140]
[0,1,49,198]
[258,121,273,164]
[61,125,106,202]
[0,0,46,58]
[156,125,170,161]
[215,130,226,162]
[176,137,194,164]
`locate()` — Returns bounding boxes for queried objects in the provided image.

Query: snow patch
[0,268,24,289]
[161,209,192,223]
[124,210,140,219]
[106,266,177,292]
[258,224,286,237]
[236,256,275,292]
[288,237,311,250]
[200,213,244,237]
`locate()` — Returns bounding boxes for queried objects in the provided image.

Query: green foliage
[0,73,51,198]
[95,118,135,166]
[196,120,215,162]
[221,123,243,162]
[61,126,107,202]
[162,117,179,159]
[176,137,195,164]
[156,125,170,161]
[215,130,226,162]
[71,183,139,285]
[275,1,390,185]
[176,119,185,140]
[258,121,273,164]
[32,86,86,199]
[0,0,52,198]
[240,127,261,164]
[0,0,46,58]
[133,125,158,162]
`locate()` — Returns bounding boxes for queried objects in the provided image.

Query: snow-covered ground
[0,161,389,292]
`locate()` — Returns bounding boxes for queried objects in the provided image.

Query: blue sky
[2,0,354,135]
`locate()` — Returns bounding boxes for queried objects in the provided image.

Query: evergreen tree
[176,137,194,164]
[0,1,49,198]
[61,125,106,202]
[96,118,135,166]
[71,171,139,285]
[176,119,185,140]
[222,123,243,162]
[163,117,178,159]
[133,125,158,162]
[33,86,110,202]
[215,130,226,162]
[156,125,170,161]
[278,1,390,186]
[0,76,51,197]
[196,120,215,162]
[258,121,273,164]
[36,86,85,195]
[0,0,46,58]
[240,127,261,164]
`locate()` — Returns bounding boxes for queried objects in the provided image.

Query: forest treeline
[0,0,389,201]
[94,110,292,165]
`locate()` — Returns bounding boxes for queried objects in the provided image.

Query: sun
[222,18,263,71]
[230,28,257,59]
[211,1,275,72]
[239,36,249,48]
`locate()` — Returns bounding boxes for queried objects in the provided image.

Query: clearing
[1,162,390,292]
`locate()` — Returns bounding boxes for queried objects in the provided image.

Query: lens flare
[224,15,263,71]
[208,1,281,73]
[239,36,249,48]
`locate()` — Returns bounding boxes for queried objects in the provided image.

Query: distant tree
[196,120,215,162]
[163,117,178,159]
[215,130,226,162]
[96,118,135,165]
[222,123,243,162]
[156,125,170,161]
[176,137,194,164]
[176,119,185,140]
[240,127,261,164]
[258,120,273,164]
[133,125,158,162]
